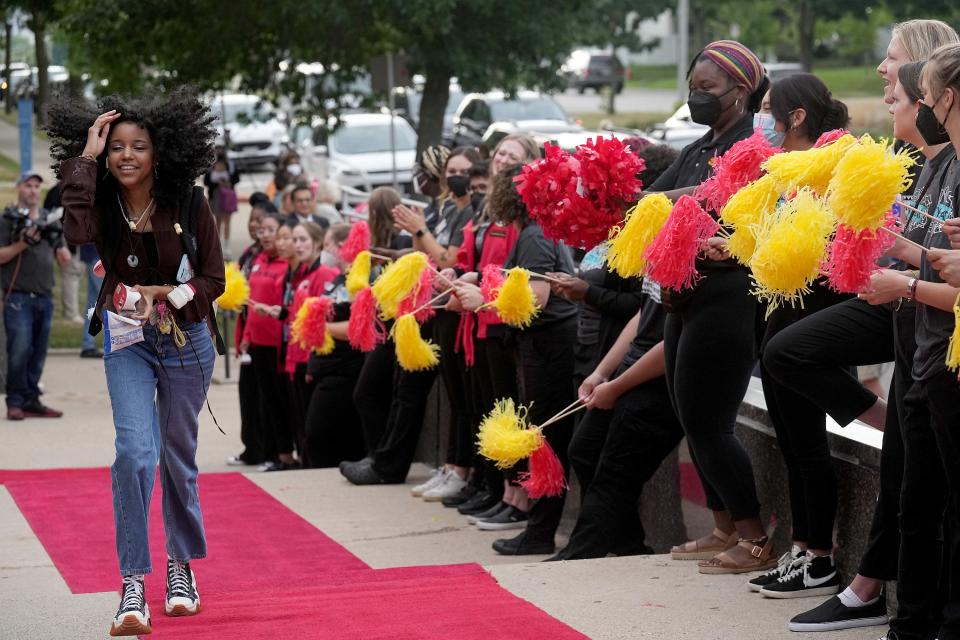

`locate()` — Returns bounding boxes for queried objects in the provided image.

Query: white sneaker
[110,576,151,636]
[411,468,447,497]
[422,472,468,502]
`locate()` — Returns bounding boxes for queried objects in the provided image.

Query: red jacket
[284,263,339,374]
[243,251,287,347]
[474,221,518,338]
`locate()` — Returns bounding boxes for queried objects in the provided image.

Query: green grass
[572,111,671,131]
[628,64,881,99]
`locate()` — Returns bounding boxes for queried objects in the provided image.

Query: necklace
[117,194,156,267]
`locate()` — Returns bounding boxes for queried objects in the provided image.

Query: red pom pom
[814,129,849,148]
[519,437,567,499]
[395,264,438,322]
[481,263,506,303]
[644,195,720,291]
[694,130,779,213]
[824,215,896,293]
[515,138,644,250]
[294,296,333,350]
[340,221,370,263]
[348,287,385,352]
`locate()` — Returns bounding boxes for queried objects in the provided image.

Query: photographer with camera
[0,170,70,420]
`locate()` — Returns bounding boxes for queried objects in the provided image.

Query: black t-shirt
[0,207,65,296]
[617,278,666,374]
[504,222,577,328]
[650,112,756,273]
[914,153,960,381]
[307,273,362,376]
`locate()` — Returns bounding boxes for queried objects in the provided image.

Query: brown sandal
[697,535,777,574]
[671,528,738,561]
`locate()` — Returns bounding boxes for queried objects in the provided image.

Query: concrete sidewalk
[0,353,884,639]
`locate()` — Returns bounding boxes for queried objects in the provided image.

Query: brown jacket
[61,156,225,326]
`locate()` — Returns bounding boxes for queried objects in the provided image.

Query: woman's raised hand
[82,110,121,158]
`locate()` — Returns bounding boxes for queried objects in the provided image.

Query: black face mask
[688,86,736,126]
[447,174,470,197]
[916,101,951,146]
[470,191,485,211]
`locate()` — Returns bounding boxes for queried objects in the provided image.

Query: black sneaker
[788,592,888,632]
[110,575,151,636]
[748,545,803,592]
[760,553,841,599]
[475,505,528,531]
[492,530,555,555]
[441,483,478,507]
[467,501,508,524]
[458,491,499,515]
[165,558,201,616]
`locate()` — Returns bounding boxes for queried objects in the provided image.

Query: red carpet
[0,468,587,639]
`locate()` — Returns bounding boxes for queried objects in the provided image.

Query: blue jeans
[82,260,103,351]
[104,321,215,575]
[4,291,53,408]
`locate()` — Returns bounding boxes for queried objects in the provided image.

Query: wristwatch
[415,228,427,238]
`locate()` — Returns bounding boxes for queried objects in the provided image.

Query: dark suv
[567,52,626,94]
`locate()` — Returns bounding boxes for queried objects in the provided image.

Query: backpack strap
[179,186,226,356]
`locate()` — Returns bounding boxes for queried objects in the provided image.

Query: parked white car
[295,112,417,192]
[209,94,287,171]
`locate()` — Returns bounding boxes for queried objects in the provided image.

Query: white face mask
[286,163,303,177]
[320,249,339,267]
[753,113,785,147]
[210,170,230,183]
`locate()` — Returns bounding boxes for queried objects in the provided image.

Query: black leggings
[763,297,901,578]
[663,268,760,521]
[237,359,264,464]
[305,355,366,468]
[353,341,396,455]
[468,333,519,497]
[758,285,850,551]
[516,319,576,544]
[565,378,683,559]
[434,311,475,468]
[371,320,439,481]
[289,365,315,465]
[248,344,291,460]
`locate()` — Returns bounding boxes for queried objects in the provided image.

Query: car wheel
[578,86,585,95]
[615,82,624,95]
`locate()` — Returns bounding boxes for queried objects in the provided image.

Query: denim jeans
[81,259,103,351]
[104,321,215,576]
[4,291,53,408]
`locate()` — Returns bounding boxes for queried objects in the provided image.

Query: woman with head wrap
[644,40,777,574]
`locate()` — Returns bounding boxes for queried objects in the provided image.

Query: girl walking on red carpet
[50,90,225,636]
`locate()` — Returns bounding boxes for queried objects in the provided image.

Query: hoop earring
[153,164,159,178]
[103,158,110,181]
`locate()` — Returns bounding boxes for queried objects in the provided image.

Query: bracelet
[79,153,97,164]
[906,277,919,300]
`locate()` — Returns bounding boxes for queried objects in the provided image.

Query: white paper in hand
[103,310,144,354]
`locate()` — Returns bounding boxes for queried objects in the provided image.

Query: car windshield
[491,98,567,122]
[403,91,463,118]
[331,123,417,154]
[211,100,274,125]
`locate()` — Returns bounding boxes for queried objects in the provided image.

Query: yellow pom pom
[477,398,543,469]
[947,295,960,372]
[750,189,835,316]
[392,313,439,371]
[372,252,429,320]
[346,250,372,297]
[725,227,758,265]
[827,135,916,231]
[720,174,780,230]
[216,262,250,312]
[607,193,673,277]
[762,134,856,194]
[315,331,335,356]
[493,267,540,327]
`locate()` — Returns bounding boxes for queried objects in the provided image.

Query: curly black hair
[487,164,528,227]
[45,87,217,209]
